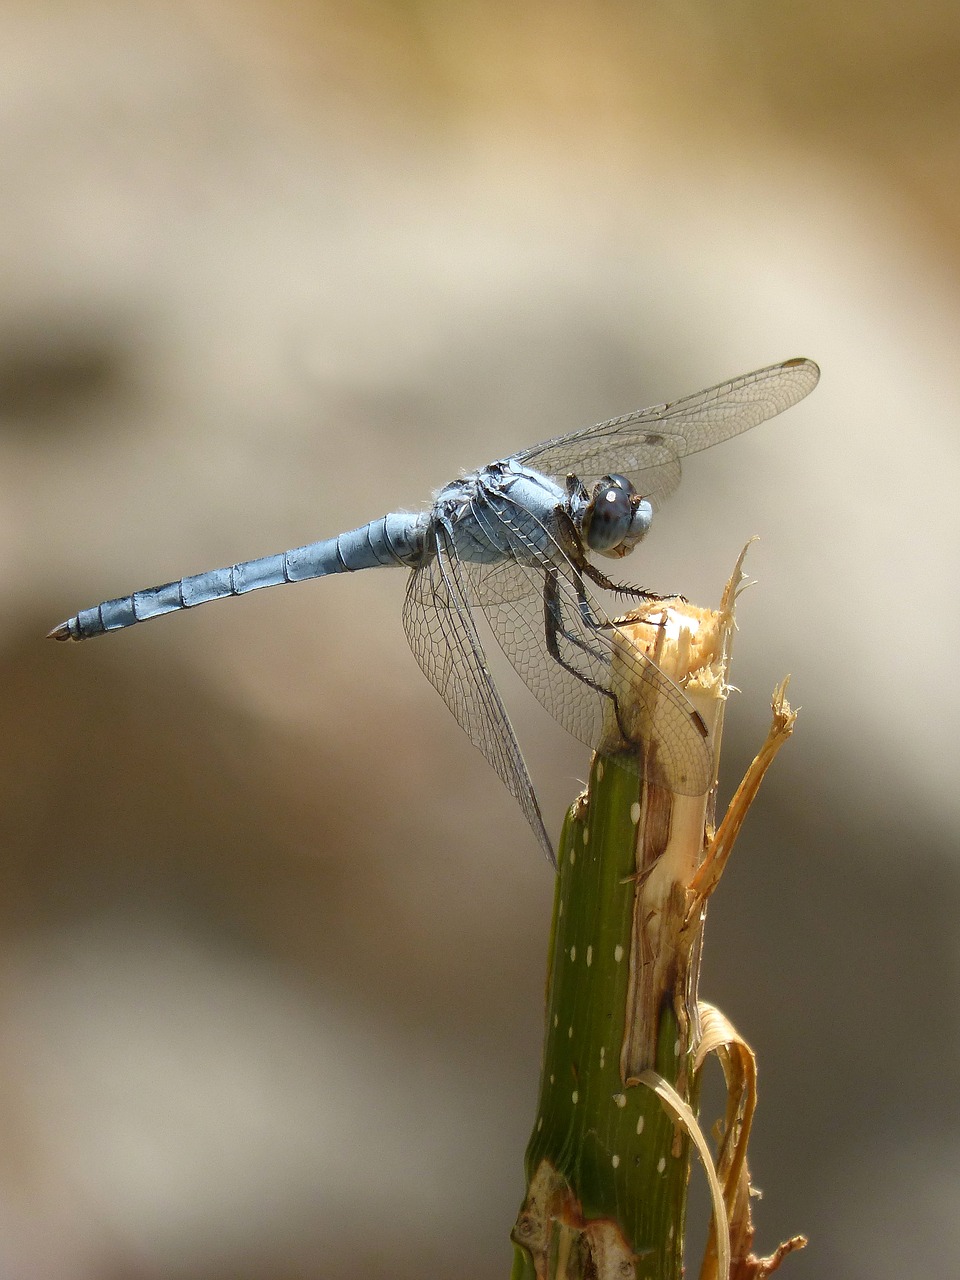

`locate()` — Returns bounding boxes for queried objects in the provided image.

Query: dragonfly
[50,357,819,864]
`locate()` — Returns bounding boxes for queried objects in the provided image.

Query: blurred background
[1,1,958,1276]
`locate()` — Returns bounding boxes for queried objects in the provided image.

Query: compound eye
[584,475,635,552]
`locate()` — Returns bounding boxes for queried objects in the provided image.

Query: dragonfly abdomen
[48,512,425,641]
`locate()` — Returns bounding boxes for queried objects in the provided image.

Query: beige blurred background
[1,1,958,1276]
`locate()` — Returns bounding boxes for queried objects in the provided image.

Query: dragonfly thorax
[579,473,652,559]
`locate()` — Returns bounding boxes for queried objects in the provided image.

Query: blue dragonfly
[51,357,819,864]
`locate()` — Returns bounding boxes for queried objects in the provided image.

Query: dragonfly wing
[402,522,555,865]
[466,492,713,796]
[512,357,819,509]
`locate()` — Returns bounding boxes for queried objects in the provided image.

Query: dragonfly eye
[582,474,652,557]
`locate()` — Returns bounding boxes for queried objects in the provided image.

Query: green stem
[512,750,696,1279]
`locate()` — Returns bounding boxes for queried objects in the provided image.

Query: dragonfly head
[581,473,652,559]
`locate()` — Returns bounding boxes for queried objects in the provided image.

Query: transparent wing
[401,522,555,865]
[466,493,713,797]
[512,357,819,509]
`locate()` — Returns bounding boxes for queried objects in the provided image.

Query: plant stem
[511,553,802,1280]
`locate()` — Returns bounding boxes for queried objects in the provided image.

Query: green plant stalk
[511,582,741,1280]
[511,758,696,1280]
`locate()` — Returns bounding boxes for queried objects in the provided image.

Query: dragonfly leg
[543,572,649,750]
[565,473,590,503]
[545,510,674,743]
[542,569,612,699]
[567,560,606,632]
[579,558,683,603]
